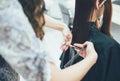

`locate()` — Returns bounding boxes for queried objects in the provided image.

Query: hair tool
[63,40,93,68]
[99,0,107,8]
[63,44,87,68]
[68,44,86,51]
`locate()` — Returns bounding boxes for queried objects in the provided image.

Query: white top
[0,0,53,81]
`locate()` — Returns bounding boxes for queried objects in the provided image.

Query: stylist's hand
[61,25,72,51]
[74,41,98,63]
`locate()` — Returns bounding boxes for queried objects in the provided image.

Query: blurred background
[43,0,120,67]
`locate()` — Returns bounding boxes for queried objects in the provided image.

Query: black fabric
[0,55,19,81]
[60,22,120,81]
[60,47,83,69]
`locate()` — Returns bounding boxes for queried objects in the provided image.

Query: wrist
[85,55,97,65]
[62,26,71,36]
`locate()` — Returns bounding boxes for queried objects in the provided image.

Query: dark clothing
[60,22,120,81]
[0,55,19,81]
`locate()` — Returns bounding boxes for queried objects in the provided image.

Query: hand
[74,41,98,62]
[61,26,72,51]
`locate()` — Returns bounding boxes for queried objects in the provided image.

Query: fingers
[79,50,86,58]
[83,41,94,52]
[83,41,98,61]
[82,41,93,47]
[65,34,72,44]
[61,41,70,51]
[62,29,72,44]
[73,43,86,58]
[61,34,72,51]
[73,41,96,59]
[61,41,98,63]
[73,43,84,51]
[73,43,84,48]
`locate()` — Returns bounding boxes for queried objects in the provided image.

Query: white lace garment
[0,0,53,81]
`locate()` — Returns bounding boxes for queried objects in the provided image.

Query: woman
[72,0,112,43]
[60,0,120,81]
[18,0,98,80]
[0,0,98,81]
[18,0,72,50]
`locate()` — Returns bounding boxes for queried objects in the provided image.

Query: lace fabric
[0,56,19,81]
[0,0,53,81]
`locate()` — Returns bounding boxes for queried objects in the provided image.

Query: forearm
[44,14,69,31]
[61,57,96,81]
[50,57,96,81]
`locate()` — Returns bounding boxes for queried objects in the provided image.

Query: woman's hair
[72,0,112,43]
[100,0,112,36]
[18,0,45,40]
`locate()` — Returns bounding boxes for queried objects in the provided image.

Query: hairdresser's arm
[0,26,97,81]
[50,42,98,81]
[44,14,72,50]
[44,14,70,32]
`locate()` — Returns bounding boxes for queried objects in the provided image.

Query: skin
[89,0,105,29]
[49,41,98,81]
[18,0,98,81]
[43,14,72,50]
[48,0,105,81]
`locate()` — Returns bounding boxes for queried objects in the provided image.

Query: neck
[89,11,101,29]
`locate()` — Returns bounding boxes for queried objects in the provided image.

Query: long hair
[100,0,112,36]
[18,0,45,40]
[72,0,112,43]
